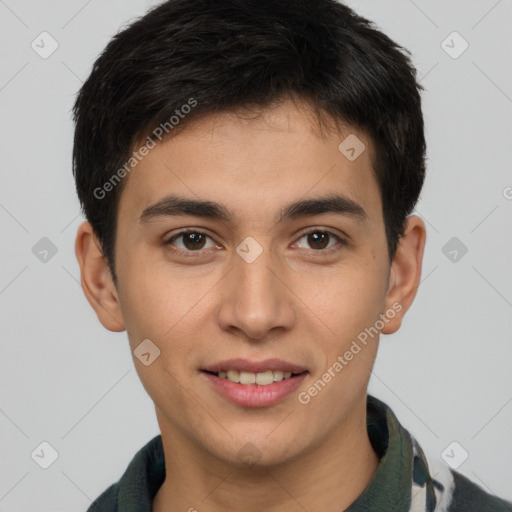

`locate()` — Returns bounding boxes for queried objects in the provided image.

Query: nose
[216,241,296,341]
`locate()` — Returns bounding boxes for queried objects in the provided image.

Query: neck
[153,398,379,512]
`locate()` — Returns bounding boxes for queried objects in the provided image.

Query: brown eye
[306,232,330,250]
[182,232,206,250]
[296,230,342,251]
[165,231,218,252]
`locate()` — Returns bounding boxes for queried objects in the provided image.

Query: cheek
[295,269,385,425]
[117,257,217,343]
[297,261,387,340]
[117,270,211,410]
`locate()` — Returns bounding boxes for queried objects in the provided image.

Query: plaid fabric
[87,395,512,511]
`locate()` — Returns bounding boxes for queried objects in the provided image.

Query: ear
[381,215,426,335]
[75,221,125,332]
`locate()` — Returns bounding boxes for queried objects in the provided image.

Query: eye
[294,229,346,253]
[165,230,220,252]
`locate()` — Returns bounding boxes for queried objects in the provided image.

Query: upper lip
[202,358,308,374]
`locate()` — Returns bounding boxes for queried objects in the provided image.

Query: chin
[205,432,305,469]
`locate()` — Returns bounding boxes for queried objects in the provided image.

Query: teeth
[227,370,240,383]
[239,371,256,385]
[215,369,298,385]
[256,370,274,385]
[273,370,284,382]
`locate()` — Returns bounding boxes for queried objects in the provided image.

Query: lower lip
[202,371,308,408]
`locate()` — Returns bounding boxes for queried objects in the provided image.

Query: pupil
[184,233,205,250]
[308,232,328,250]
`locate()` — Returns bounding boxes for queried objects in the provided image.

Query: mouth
[202,369,305,386]
[201,358,309,408]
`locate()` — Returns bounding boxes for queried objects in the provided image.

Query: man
[72,0,512,510]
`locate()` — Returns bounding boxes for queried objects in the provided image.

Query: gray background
[0,0,511,510]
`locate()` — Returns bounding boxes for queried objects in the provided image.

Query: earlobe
[75,221,125,332]
[381,215,426,335]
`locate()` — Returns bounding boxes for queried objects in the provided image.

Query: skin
[75,99,426,512]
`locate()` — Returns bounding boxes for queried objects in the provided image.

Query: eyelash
[163,228,347,258]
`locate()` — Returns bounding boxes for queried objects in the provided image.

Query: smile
[207,369,300,386]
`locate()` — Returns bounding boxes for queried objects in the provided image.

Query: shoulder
[447,470,512,512]
[85,435,164,512]
[407,432,510,512]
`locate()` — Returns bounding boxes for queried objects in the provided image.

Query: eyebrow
[139,194,368,225]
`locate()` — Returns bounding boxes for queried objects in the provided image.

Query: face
[77,99,424,468]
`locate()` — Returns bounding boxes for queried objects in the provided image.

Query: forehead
[117,100,382,227]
